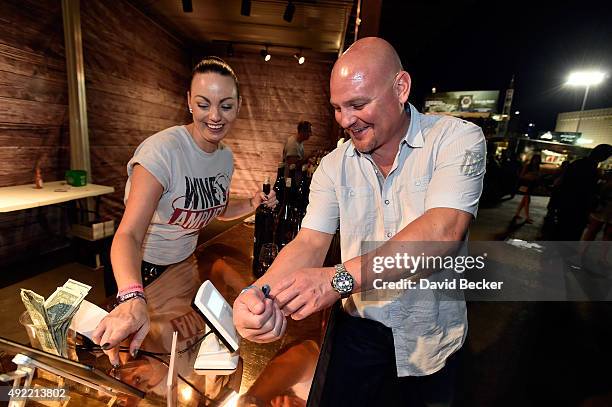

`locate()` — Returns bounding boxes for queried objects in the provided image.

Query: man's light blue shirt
[301,103,486,376]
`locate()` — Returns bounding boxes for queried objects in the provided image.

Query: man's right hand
[92,298,150,367]
[233,287,287,343]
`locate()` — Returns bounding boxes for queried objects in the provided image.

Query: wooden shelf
[0,181,114,213]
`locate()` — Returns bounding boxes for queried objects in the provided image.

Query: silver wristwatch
[331,264,354,298]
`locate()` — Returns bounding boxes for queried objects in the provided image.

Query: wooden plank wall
[89,46,338,217]
[0,0,70,269]
[221,54,337,197]
[0,0,336,271]
[80,0,192,221]
[0,0,69,186]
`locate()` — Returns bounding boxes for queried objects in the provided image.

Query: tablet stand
[194,326,239,375]
[0,353,118,407]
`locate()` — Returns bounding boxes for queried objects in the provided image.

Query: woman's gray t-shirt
[125,125,233,265]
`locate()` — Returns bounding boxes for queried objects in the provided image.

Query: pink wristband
[118,284,144,295]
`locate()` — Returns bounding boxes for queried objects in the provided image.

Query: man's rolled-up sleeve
[301,157,339,234]
[425,121,486,217]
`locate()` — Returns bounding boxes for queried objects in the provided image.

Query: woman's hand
[92,298,150,367]
[252,189,278,209]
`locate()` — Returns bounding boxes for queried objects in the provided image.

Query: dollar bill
[64,279,92,295]
[45,280,90,357]
[21,290,48,326]
[20,289,59,355]
[21,279,91,358]
[45,287,84,325]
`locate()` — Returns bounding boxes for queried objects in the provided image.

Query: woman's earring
[189,107,193,113]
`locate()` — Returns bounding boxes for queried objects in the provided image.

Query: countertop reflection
[102,223,327,406]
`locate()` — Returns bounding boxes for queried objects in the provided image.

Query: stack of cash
[20,279,91,357]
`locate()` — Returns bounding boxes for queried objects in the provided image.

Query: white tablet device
[193,280,240,353]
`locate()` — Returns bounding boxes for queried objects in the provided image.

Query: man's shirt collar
[345,103,424,157]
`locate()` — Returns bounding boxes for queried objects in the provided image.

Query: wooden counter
[73,223,324,406]
[0,222,329,405]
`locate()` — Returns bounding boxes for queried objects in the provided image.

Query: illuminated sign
[538,131,581,145]
[424,90,500,115]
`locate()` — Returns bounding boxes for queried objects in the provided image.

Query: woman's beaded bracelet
[117,284,144,295]
[116,291,147,304]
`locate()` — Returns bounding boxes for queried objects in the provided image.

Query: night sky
[379,0,612,133]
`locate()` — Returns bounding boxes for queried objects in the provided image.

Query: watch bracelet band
[334,263,348,274]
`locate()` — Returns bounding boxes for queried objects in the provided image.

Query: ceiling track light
[293,50,305,65]
[283,0,295,23]
[260,46,271,62]
[182,0,193,13]
[240,0,251,16]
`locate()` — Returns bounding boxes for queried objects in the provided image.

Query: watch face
[332,272,353,294]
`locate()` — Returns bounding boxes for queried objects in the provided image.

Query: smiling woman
[187,57,241,153]
[90,57,279,367]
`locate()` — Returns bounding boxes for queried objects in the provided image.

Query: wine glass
[256,243,278,277]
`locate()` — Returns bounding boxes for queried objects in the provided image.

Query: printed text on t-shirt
[168,173,230,229]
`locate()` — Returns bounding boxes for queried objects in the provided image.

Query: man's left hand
[271,267,340,320]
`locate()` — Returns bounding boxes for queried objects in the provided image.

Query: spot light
[294,51,305,65]
[283,1,295,23]
[240,0,251,16]
[182,0,193,13]
[260,46,271,62]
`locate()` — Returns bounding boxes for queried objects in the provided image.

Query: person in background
[283,121,312,165]
[580,171,612,266]
[542,160,569,238]
[481,142,502,204]
[92,57,277,367]
[499,149,522,199]
[554,144,612,240]
[514,154,541,223]
[233,37,485,406]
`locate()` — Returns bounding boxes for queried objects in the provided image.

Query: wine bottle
[252,177,275,276]
[34,164,43,189]
[263,179,271,195]
[274,175,298,249]
[297,163,310,219]
[272,162,286,213]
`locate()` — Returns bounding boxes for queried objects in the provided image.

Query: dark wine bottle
[274,175,298,249]
[252,177,275,277]
[296,163,310,219]
[272,162,285,213]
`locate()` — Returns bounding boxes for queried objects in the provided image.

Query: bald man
[234,37,485,406]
